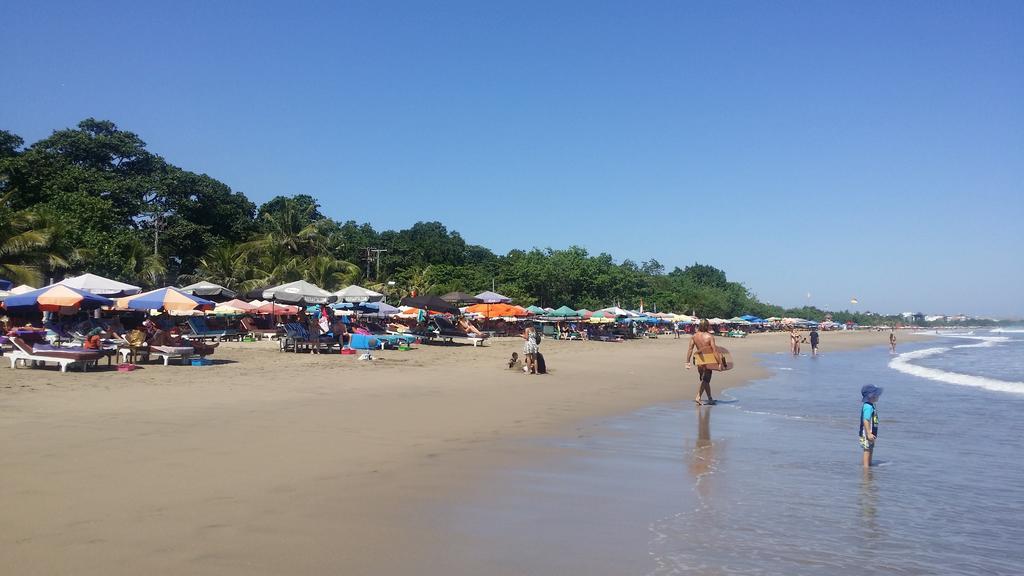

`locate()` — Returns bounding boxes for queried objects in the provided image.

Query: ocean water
[450,331,1024,575]
[645,330,1024,575]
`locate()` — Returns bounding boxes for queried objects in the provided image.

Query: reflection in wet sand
[688,405,718,501]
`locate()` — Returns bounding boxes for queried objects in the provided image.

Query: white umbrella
[334,284,383,303]
[475,291,511,304]
[57,273,141,297]
[179,281,238,300]
[263,280,336,305]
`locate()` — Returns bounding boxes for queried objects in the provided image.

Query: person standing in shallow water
[889,329,897,353]
[809,328,820,356]
[685,319,721,405]
[860,385,882,467]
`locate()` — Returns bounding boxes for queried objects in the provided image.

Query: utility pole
[363,247,388,281]
[370,248,387,281]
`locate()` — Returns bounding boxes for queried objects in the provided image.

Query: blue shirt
[862,403,874,423]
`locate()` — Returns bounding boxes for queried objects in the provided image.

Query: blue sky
[4,1,1022,317]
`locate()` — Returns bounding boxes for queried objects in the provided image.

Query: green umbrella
[548,305,580,317]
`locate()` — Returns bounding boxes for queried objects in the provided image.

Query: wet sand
[0,330,927,575]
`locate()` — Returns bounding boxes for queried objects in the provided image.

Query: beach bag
[535,352,547,374]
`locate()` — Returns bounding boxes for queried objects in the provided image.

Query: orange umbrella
[464,303,529,318]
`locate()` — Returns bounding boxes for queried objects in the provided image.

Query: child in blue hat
[860,384,883,467]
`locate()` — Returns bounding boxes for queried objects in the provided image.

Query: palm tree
[242,199,323,258]
[0,194,79,286]
[120,236,166,288]
[396,265,437,298]
[304,255,361,291]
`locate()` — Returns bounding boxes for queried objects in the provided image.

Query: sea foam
[888,337,1024,395]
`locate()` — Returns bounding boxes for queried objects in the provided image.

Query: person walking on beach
[522,323,539,374]
[860,385,882,467]
[889,329,897,354]
[809,328,820,356]
[686,319,721,405]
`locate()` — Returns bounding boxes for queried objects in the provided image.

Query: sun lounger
[240,317,282,340]
[149,345,197,365]
[187,317,241,342]
[347,333,380,350]
[7,337,105,372]
[363,323,416,349]
[280,323,336,353]
[427,317,485,346]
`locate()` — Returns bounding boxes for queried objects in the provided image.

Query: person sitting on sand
[685,319,721,405]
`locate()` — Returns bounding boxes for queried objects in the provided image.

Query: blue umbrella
[3,284,113,312]
[0,278,12,291]
[117,287,215,312]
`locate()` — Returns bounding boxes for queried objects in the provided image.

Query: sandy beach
[1,330,928,575]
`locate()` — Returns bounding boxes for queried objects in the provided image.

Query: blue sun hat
[861,384,883,402]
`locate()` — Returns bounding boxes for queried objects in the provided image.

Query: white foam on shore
[888,338,1024,396]
[990,328,1024,334]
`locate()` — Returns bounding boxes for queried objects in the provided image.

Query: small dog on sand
[507,352,520,370]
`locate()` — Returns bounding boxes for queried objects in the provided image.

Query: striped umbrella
[2,284,113,312]
[116,287,215,312]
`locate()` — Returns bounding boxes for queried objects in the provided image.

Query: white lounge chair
[7,337,105,373]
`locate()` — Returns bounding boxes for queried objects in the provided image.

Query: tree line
[2,119,914,324]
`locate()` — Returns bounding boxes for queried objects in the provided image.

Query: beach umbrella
[548,305,581,318]
[362,301,400,315]
[0,278,11,291]
[179,281,238,301]
[474,291,512,304]
[2,284,113,313]
[442,291,482,306]
[400,294,460,315]
[526,305,546,315]
[263,280,337,305]
[464,303,528,318]
[56,273,141,297]
[334,284,383,303]
[255,302,300,315]
[117,287,216,312]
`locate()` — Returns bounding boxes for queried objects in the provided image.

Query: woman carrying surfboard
[686,318,729,405]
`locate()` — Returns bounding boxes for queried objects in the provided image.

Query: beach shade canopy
[117,286,216,312]
[400,294,461,315]
[464,303,529,318]
[474,291,512,304]
[334,284,383,303]
[263,280,337,305]
[2,284,113,313]
[548,305,581,318]
[255,302,301,315]
[739,314,764,323]
[56,273,141,297]
[221,298,257,311]
[357,301,400,318]
[442,291,482,306]
[0,278,11,291]
[210,299,257,315]
[590,310,618,319]
[525,305,546,315]
[179,281,238,301]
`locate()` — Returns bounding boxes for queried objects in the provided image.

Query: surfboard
[694,346,733,371]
